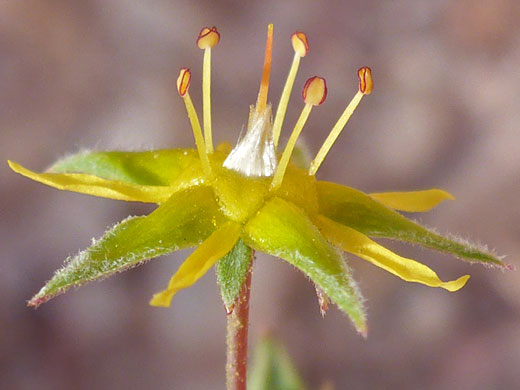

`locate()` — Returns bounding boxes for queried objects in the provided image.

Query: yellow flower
[8,24,506,335]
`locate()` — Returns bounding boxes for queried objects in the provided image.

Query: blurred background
[1,0,519,389]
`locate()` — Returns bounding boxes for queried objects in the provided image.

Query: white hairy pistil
[223,104,278,177]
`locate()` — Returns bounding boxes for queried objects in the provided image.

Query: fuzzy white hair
[223,104,278,177]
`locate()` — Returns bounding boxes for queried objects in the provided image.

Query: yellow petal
[369,189,454,212]
[315,215,469,292]
[150,221,242,307]
[8,160,173,203]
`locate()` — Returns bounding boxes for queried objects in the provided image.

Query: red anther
[291,32,309,57]
[197,26,220,49]
[177,68,191,97]
[358,66,373,95]
[302,76,327,106]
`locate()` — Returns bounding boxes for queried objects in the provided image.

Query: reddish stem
[226,260,253,390]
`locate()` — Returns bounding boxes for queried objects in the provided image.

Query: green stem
[226,257,253,390]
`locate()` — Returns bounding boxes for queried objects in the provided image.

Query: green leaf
[29,186,225,306]
[216,239,252,312]
[49,148,200,186]
[243,197,366,334]
[248,336,306,390]
[317,181,505,267]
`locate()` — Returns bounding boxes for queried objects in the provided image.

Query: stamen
[177,68,211,176]
[308,67,373,176]
[271,77,327,191]
[272,32,309,148]
[255,24,274,113]
[197,26,220,154]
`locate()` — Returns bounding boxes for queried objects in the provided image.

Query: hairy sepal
[49,148,200,186]
[243,197,367,335]
[216,239,253,312]
[317,181,505,267]
[29,186,224,306]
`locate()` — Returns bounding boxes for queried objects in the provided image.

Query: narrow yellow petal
[369,189,455,212]
[315,215,469,292]
[150,221,242,307]
[8,160,172,203]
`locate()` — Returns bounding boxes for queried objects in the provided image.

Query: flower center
[176,25,373,188]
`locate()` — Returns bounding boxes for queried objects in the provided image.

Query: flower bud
[302,76,327,106]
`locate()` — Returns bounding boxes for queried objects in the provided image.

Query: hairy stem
[226,256,253,390]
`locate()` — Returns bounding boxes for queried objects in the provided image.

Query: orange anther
[177,68,191,97]
[197,26,220,49]
[302,76,327,106]
[358,67,373,95]
[291,32,309,57]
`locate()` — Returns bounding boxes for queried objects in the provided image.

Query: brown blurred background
[1,1,519,389]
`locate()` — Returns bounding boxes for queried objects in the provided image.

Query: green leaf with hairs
[243,197,366,335]
[29,186,225,306]
[216,239,252,312]
[49,148,200,186]
[317,181,505,267]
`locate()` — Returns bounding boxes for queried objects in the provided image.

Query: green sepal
[248,336,306,390]
[216,239,252,312]
[29,186,225,307]
[49,148,200,186]
[317,181,505,267]
[243,197,366,334]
